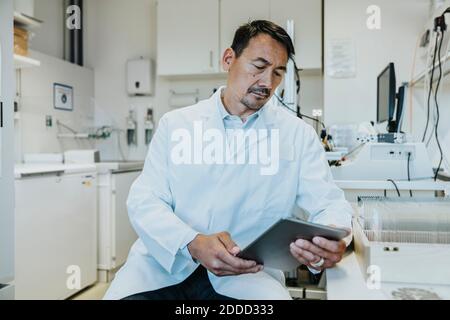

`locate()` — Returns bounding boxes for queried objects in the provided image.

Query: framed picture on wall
[54,83,73,111]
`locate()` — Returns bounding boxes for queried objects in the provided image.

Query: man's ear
[222,48,235,72]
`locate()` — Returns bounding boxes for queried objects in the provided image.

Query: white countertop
[95,161,144,173]
[14,163,97,178]
[335,179,450,191]
[326,251,450,300]
[15,161,145,178]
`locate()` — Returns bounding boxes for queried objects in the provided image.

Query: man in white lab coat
[104,20,352,300]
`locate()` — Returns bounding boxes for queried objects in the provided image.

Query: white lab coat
[104,88,353,300]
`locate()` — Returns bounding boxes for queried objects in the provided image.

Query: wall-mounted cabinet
[13,53,40,69]
[156,0,322,76]
[13,11,43,29]
[157,0,220,76]
[219,0,270,56]
[269,0,322,70]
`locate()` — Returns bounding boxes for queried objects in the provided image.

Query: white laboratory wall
[298,72,324,126]
[17,50,95,162]
[323,0,429,125]
[84,0,158,161]
[84,0,325,162]
[29,0,65,60]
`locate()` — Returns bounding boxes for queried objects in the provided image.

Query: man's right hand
[187,232,263,277]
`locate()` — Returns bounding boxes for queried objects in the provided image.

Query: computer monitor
[377,63,396,124]
[377,63,405,133]
[394,85,405,133]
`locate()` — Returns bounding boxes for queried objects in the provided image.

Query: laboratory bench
[325,249,450,300]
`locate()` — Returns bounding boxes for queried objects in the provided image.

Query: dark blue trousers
[122,265,236,300]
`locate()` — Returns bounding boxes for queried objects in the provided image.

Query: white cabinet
[157,0,220,76]
[97,168,140,282]
[15,170,97,299]
[0,0,15,300]
[219,0,270,55]
[269,0,322,70]
[156,0,322,76]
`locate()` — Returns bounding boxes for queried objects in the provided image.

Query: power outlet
[371,145,415,161]
[312,109,323,117]
[45,115,53,128]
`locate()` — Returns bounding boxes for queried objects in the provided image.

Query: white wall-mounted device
[126,58,154,96]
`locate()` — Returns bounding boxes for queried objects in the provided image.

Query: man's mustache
[248,87,270,97]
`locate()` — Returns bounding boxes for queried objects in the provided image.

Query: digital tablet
[237,218,349,271]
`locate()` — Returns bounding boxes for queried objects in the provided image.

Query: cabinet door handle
[209,50,213,68]
[1,101,3,128]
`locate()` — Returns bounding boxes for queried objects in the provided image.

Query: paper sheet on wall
[327,39,357,78]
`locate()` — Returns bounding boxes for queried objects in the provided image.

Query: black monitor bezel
[377,62,396,124]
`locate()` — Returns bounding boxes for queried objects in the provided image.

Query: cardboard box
[14,27,28,56]
[14,26,29,40]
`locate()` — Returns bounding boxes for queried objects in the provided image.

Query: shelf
[13,12,43,29]
[409,52,450,88]
[159,67,323,80]
[14,54,41,69]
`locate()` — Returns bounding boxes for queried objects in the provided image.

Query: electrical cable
[274,93,325,129]
[420,7,450,181]
[407,152,413,197]
[387,179,401,197]
[422,33,439,142]
[433,29,445,181]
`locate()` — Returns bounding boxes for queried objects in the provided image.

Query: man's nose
[257,70,274,91]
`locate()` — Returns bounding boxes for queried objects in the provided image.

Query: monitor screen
[377,63,396,123]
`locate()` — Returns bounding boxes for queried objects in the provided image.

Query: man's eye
[252,64,265,70]
[274,71,282,77]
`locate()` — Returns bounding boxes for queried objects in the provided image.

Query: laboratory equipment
[354,197,450,285]
[96,161,143,282]
[330,142,434,181]
[64,149,100,164]
[330,61,431,181]
[23,152,64,164]
[126,57,154,96]
[144,108,154,145]
[126,109,137,146]
[14,163,97,299]
[376,63,406,133]
[328,124,359,150]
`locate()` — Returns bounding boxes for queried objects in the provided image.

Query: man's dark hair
[231,20,295,60]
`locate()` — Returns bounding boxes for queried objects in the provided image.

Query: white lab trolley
[14,164,98,299]
[96,162,143,282]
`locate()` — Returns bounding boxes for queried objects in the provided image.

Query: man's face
[222,34,288,111]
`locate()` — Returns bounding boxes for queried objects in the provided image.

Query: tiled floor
[70,282,110,300]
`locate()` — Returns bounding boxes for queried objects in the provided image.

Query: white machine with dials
[331,142,434,181]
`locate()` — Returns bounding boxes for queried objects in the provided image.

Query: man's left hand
[289,236,347,272]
